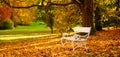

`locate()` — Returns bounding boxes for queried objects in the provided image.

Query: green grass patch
[0,22,51,35]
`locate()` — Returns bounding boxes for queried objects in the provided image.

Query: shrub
[12,18,22,27]
[0,19,14,30]
[103,16,120,28]
[12,18,31,26]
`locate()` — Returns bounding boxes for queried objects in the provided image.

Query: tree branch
[72,0,83,9]
[3,0,43,8]
[2,0,80,9]
[50,2,74,6]
[0,0,3,3]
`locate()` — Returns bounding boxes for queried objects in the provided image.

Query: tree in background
[116,0,120,11]
[94,6,102,31]
[1,0,95,34]
[0,4,11,21]
[11,8,37,26]
[4,0,120,34]
[0,4,14,29]
[36,6,54,33]
[9,0,38,26]
[53,4,81,33]
[94,0,120,30]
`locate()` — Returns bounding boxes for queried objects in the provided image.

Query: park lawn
[0,22,51,35]
[0,22,57,43]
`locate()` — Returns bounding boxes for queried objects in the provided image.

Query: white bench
[61,27,91,51]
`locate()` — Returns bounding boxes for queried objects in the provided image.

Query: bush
[102,16,120,28]
[12,18,32,26]
[0,19,14,30]
[12,19,22,27]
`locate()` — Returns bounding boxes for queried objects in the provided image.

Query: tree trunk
[116,0,120,11]
[45,6,54,34]
[95,6,102,31]
[81,0,95,35]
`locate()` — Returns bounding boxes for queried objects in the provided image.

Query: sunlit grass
[0,33,59,46]
[0,22,51,35]
[0,34,57,40]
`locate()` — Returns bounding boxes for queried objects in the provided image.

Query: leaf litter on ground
[0,29,120,57]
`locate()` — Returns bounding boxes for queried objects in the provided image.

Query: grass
[0,22,58,44]
[0,22,51,35]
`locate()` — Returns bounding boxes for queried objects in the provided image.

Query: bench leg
[61,39,64,47]
[72,41,75,51]
[84,44,88,52]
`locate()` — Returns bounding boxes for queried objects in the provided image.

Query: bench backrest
[73,27,91,37]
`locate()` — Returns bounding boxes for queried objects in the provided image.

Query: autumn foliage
[0,4,11,21]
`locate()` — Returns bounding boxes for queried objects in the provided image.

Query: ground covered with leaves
[0,29,120,57]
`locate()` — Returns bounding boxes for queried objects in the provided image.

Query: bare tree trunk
[81,0,95,35]
[116,0,120,11]
[95,6,102,31]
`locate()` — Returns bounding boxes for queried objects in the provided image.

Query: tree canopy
[0,0,120,34]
